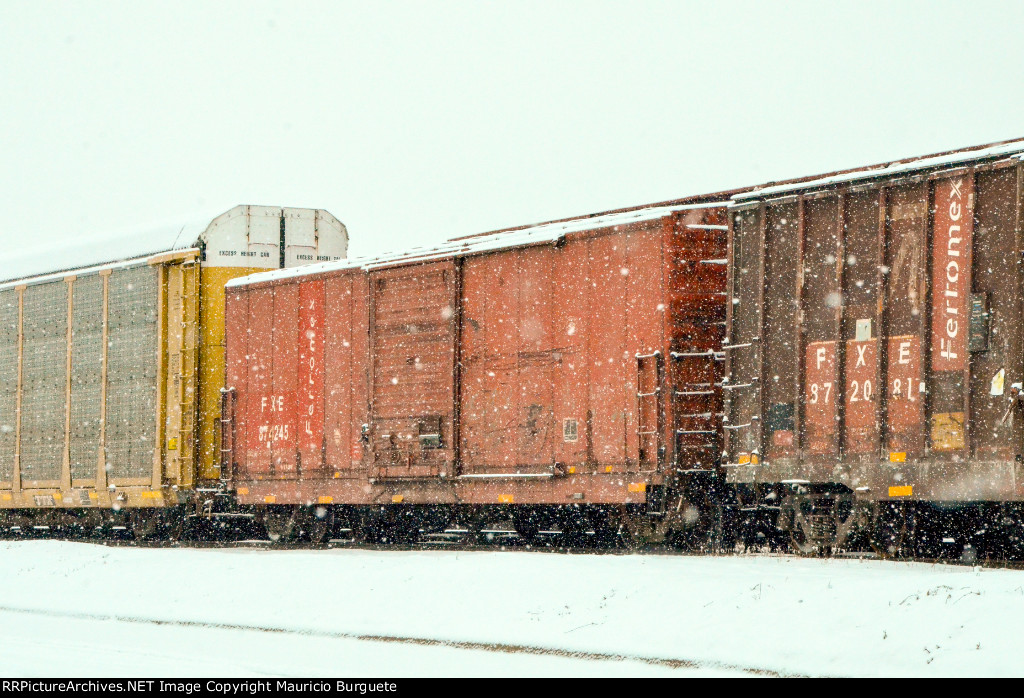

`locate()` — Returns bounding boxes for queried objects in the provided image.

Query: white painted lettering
[898,341,910,365]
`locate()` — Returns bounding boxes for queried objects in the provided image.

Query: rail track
[6,522,1024,571]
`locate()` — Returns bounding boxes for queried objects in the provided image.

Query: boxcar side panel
[587,233,631,470]
[460,247,562,473]
[724,206,765,467]
[461,253,515,470]
[369,263,457,477]
[553,240,590,469]
[104,266,158,482]
[801,198,841,463]
[841,192,882,460]
[762,204,800,463]
[244,287,274,476]
[69,275,103,483]
[882,184,928,460]
[0,290,18,484]
[349,274,371,471]
[270,284,299,476]
[969,168,1021,461]
[297,280,325,474]
[20,280,67,484]
[457,257,489,468]
[626,227,664,468]
[516,246,557,468]
[323,274,363,474]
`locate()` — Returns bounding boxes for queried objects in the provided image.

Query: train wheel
[263,508,298,544]
[612,511,652,550]
[309,507,335,547]
[788,525,820,557]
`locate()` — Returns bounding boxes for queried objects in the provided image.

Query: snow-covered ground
[0,541,1021,677]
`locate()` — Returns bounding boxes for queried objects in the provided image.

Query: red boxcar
[224,196,731,545]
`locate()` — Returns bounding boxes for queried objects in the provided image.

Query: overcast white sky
[2,0,1023,259]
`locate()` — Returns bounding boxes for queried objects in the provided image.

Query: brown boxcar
[723,138,1024,556]
[224,196,732,545]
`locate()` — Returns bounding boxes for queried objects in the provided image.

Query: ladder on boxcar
[636,351,665,468]
[219,387,237,483]
[670,348,722,471]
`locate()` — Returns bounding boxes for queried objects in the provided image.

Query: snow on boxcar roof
[733,137,1024,202]
[0,217,208,285]
[229,199,726,289]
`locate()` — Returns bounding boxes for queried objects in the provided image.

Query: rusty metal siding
[69,275,103,482]
[297,279,326,473]
[630,227,666,468]
[229,279,338,480]
[587,233,633,470]
[968,169,1020,460]
[20,280,67,483]
[517,247,558,467]
[928,176,974,454]
[801,198,842,459]
[0,290,17,482]
[321,277,351,473]
[460,249,558,472]
[369,262,458,477]
[350,274,371,470]
[841,192,882,458]
[243,287,274,476]
[458,224,674,475]
[323,273,369,474]
[552,239,591,468]
[457,258,489,467]
[804,340,838,456]
[762,203,800,461]
[270,284,299,476]
[461,252,520,470]
[724,206,765,464]
[883,184,928,458]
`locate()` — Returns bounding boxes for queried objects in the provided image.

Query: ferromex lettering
[931,176,974,371]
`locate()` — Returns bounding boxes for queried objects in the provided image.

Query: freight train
[5,139,1024,559]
